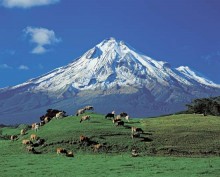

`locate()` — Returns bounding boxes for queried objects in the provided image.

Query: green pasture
[1,113,220,176]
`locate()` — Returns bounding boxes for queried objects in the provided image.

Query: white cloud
[0,64,13,69]
[1,0,59,8]
[24,26,61,54]
[18,65,29,70]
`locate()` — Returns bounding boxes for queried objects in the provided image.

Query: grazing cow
[80,115,91,123]
[56,148,67,155]
[93,144,102,152]
[131,127,144,134]
[105,113,115,119]
[35,138,45,146]
[115,121,124,126]
[10,135,18,141]
[84,106,94,111]
[30,134,38,141]
[20,129,26,135]
[22,139,33,145]
[76,108,86,116]
[79,135,89,143]
[66,151,74,157]
[35,124,39,132]
[55,111,66,119]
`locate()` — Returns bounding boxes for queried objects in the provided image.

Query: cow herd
[9,105,145,157]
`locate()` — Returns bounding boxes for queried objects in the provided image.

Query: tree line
[184,96,220,116]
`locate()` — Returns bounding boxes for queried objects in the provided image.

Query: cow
[44,117,50,123]
[125,115,130,122]
[115,121,124,126]
[40,121,45,126]
[26,145,35,153]
[80,115,91,123]
[20,129,26,135]
[79,135,89,143]
[76,108,86,116]
[131,127,144,134]
[120,112,128,117]
[35,124,39,132]
[10,135,18,141]
[84,106,94,111]
[105,113,115,119]
[32,123,36,130]
[30,134,38,141]
[34,138,45,146]
[131,132,141,139]
[93,144,102,152]
[66,151,74,157]
[131,149,139,157]
[55,111,66,119]
[57,148,67,155]
[112,118,121,124]
[22,139,33,145]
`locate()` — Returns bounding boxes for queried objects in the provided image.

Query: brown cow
[80,115,90,123]
[76,108,86,116]
[22,139,33,145]
[79,135,89,143]
[93,144,102,152]
[30,134,38,141]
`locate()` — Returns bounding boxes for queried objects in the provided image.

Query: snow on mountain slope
[176,66,220,88]
[8,37,220,95]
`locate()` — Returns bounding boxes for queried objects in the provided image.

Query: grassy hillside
[1,113,220,155]
[1,113,220,176]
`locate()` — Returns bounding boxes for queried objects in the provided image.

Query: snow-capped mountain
[0,37,220,124]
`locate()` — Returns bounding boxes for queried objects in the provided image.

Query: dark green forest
[185,96,220,116]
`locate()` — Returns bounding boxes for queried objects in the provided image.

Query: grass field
[1,113,220,176]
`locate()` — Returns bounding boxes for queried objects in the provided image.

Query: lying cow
[26,145,36,153]
[22,139,33,145]
[56,148,67,155]
[115,121,124,126]
[66,151,74,157]
[93,144,102,152]
[80,115,90,123]
[10,135,18,141]
[79,135,89,143]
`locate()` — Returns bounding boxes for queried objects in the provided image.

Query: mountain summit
[1,38,220,124]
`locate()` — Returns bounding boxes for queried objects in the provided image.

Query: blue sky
[0,0,220,88]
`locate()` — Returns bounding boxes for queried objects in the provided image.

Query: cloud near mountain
[1,0,60,8]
